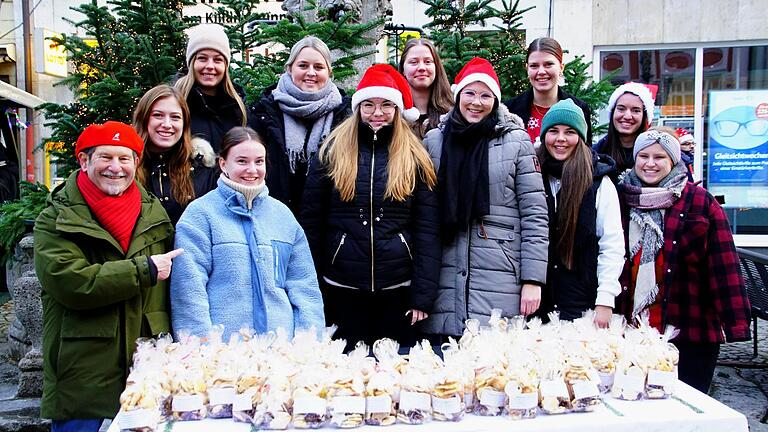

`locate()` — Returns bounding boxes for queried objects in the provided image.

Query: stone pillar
[7,234,43,398]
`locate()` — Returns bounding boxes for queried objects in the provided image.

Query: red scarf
[77,170,141,253]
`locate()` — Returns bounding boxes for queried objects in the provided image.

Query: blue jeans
[51,419,103,432]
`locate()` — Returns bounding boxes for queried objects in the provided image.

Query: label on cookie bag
[331,396,366,414]
[539,380,569,398]
[431,395,461,414]
[171,394,204,412]
[614,372,645,393]
[365,395,392,414]
[479,388,506,407]
[571,380,599,400]
[118,409,155,429]
[508,392,538,409]
[208,387,236,405]
[647,370,677,388]
[233,389,257,411]
[293,396,327,415]
[399,391,431,411]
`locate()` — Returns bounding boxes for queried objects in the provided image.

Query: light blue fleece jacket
[170,177,324,339]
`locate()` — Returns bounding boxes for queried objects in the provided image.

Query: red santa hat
[676,127,694,144]
[351,64,420,122]
[451,57,501,101]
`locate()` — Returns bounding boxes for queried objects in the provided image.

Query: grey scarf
[271,73,342,173]
[621,162,688,317]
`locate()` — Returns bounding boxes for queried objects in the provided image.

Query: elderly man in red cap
[34,121,183,431]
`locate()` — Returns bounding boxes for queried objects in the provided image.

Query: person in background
[174,23,248,153]
[171,127,324,339]
[592,82,654,174]
[536,99,624,326]
[251,36,351,215]
[301,64,440,348]
[421,57,549,337]
[676,127,696,181]
[398,38,454,138]
[34,121,181,431]
[505,37,592,147]
[133,84,218,225]
[616,129,751,393]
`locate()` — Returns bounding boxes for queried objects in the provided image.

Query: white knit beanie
[607,82,655,124]
[633,129,681,164]
[185,24,231,66]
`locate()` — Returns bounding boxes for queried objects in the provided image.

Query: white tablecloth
[109,381,747,432]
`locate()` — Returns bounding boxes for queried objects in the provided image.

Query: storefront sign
[35,29,67,78]
[183,0,287,25]
[707,90,768,208]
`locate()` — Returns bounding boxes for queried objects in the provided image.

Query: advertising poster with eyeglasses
[708,90,768,208]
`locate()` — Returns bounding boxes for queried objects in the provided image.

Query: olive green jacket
[34,171,173,420]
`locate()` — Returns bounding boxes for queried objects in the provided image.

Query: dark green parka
[34,171,173,420]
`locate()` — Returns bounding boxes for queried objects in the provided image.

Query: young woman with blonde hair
[174,23,248,153]
[133,84,218,224]
[251,36,351,215]
[398,38,453,138]
[301,64,440,348]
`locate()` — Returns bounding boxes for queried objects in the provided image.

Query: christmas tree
[419,0,614,132]
[41,0,193,176]
[210,0,383,101]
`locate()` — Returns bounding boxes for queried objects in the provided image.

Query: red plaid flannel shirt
[617,183,752,343]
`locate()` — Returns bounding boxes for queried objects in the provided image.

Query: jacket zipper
[331,233,346,265]
[398,233,413,260]
[369,129,377,292]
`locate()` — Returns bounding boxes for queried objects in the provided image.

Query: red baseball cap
[75,121,144,156]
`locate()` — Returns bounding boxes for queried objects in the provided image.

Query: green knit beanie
[540,98,588,143]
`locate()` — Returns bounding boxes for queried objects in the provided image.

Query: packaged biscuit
[291,368,330,429]
[169,364,208,421]
[473,366,508,416]
[397,341,437,424]
[504,366,539,420]
[327,348,367,429]
[232,366,266,423]
[364,370,398,426]
[564,358,601,412]
[118,372,165,432]
[537,341,571,415]
[430,368,465,422]
[253,374,293,430]
[644,326,680,399]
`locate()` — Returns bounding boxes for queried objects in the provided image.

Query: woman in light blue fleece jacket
[170,126,324,339]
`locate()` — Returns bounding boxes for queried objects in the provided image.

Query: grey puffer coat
[421,105,549,336]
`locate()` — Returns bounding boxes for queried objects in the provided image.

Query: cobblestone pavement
[712,319,768,431]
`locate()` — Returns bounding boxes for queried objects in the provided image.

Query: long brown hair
[605,102,648,168]
[398,38,453,137]
[319,109,437,202]
[174,51,247,127]
[538,137,593,269]
[133,84,195,206]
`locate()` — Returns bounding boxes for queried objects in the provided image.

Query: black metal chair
[736,248,768,358]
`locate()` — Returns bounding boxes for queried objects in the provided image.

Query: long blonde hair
[133,84,195,206]
[319,109,437,202]
[174,52,247,127]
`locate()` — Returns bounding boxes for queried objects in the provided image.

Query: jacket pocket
[478,220,518,278]
[61,308,118,338]
[144,311,170,336]
[272,240,293,288]
[398,233,413,261]
[330,233,347,265]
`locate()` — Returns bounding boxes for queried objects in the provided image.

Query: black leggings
[322,283,417,351]
[673,341,721,393]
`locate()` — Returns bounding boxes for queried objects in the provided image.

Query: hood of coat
[592,150,618,179]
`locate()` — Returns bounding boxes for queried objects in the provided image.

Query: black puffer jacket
[300,123,441,311]
[187,84,246,153]
[504,88,593,145]
[250,83,351,215]
[539,151,616,319]
[143,138,219,225]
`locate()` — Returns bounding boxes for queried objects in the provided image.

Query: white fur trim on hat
[352,86,406,114]
[608,82,655,124]
[185,24,231,66]
[678,133,694,144]
[452,72,501,101]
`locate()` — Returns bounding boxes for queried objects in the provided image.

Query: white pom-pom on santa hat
[352,64,421,122]
[607,82,656,124]
[452,57,502,101]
